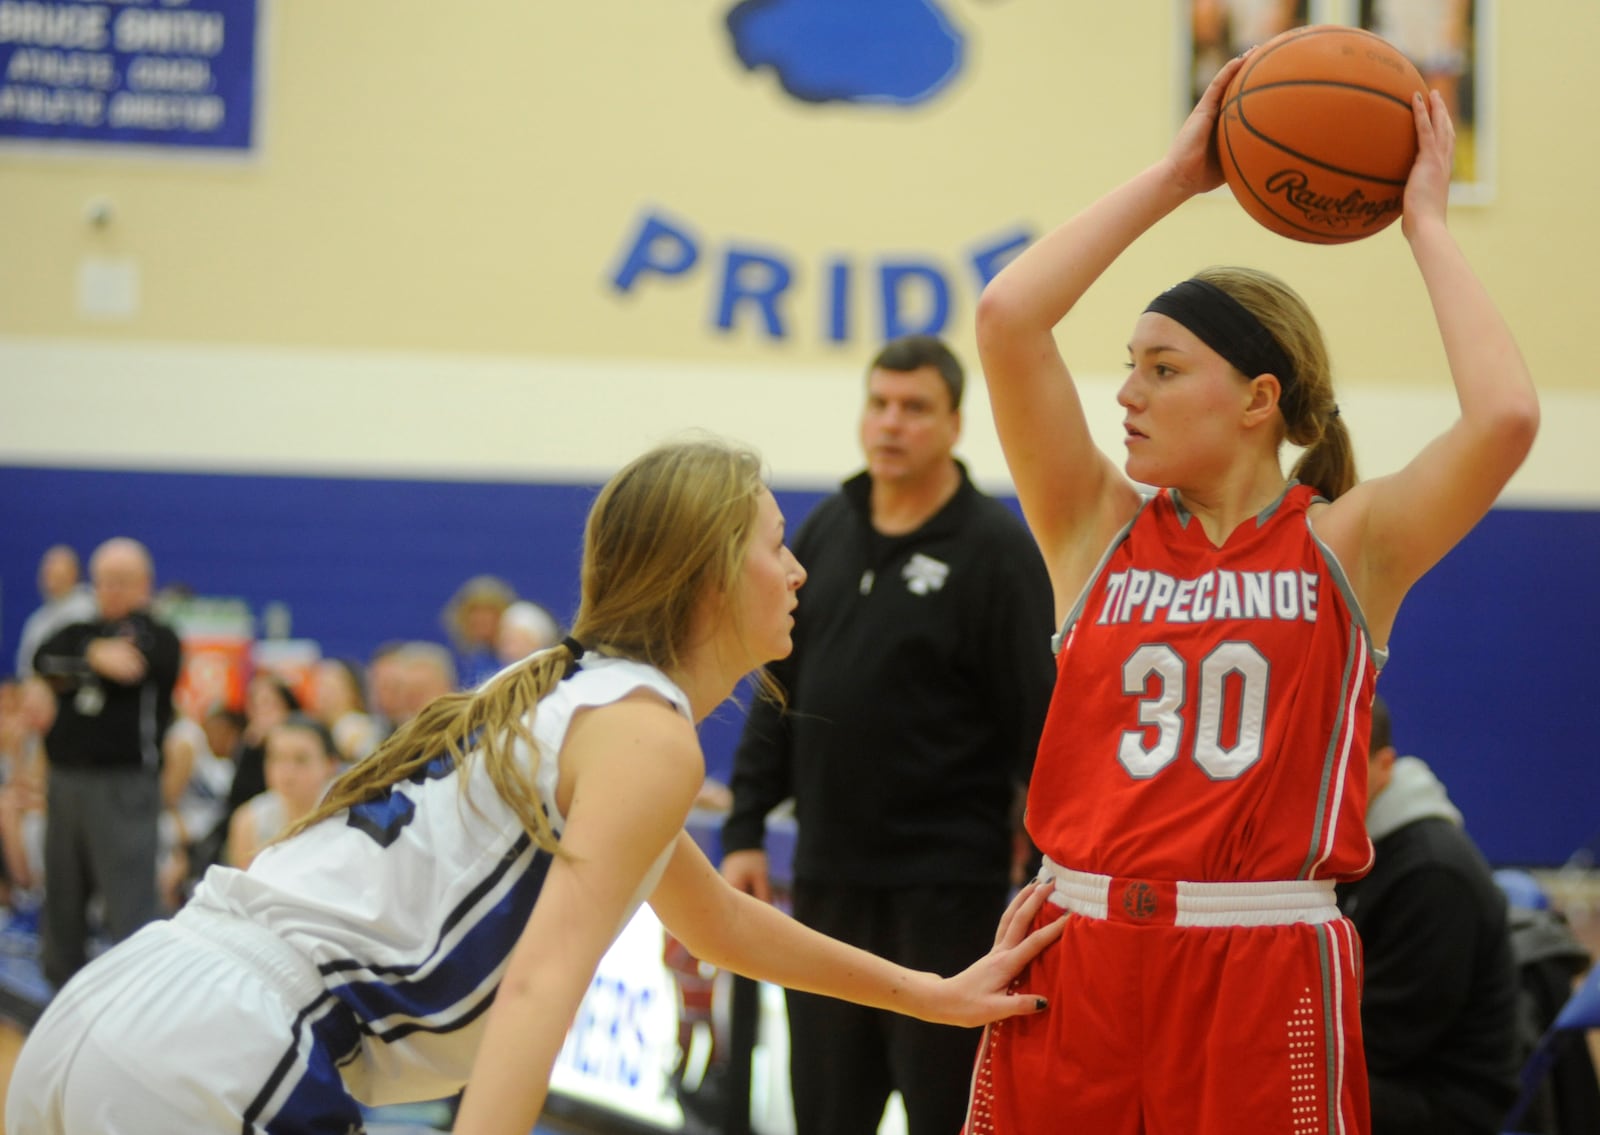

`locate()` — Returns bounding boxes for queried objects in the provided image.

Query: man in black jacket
[1336,695,1520,1135]
[720,336,1056,1135]
[34,537,181,988]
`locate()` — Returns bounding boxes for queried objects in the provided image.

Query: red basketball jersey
[1027,484,1379,883]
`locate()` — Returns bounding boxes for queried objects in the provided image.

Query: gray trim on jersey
[1047,487,1389,668]
[1170,480,1298,530]
[1299,629,1363,881]
[1316,928,1341,1135]
[1049,503,1147,655]
[1297,510,1385,881]
[1303,514,1389,672]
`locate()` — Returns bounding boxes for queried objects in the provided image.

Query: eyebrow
[1127,343,1186,358]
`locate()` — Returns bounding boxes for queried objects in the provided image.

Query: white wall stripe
[2,337,1596,504]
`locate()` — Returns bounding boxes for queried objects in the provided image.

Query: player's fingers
[986,990,1051,1020]
[1005,906,1067,967]
[1201,51,1247,108]
[993,881,1047,948]
[1431,89,1456,143]
[1411,89,1433,138]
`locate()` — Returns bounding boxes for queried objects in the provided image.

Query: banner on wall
[0,0,258,153]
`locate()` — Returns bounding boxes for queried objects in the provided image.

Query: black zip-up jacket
[723,464,1056,886]
[35,610,181,772]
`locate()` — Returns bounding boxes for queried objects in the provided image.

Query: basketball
[1216,25,1426,244]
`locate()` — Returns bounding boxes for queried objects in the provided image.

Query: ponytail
[1195,266,1356,500]
[1290,408,1358,501]
[283,644,574,855]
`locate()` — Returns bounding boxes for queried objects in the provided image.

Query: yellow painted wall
[0,0,1592,495]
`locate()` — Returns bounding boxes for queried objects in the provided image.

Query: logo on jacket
[902,553,949,596]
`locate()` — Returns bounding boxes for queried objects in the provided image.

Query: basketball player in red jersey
[964,54,1537,1135]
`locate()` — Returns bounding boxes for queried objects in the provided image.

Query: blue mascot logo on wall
[607,0,1034,345]
[725,0,964,106]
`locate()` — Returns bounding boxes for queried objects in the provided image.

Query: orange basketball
[1216,24,1426,244]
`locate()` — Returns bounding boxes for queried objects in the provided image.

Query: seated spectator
[1335,695,1520,1135]
[495,600,561,668]
[189,673,299,876]
[158,706,244,910]
[441,575,517,689]
[310,658,380,765]
[0,677,55,925]
[365,640,409,740]
[225,714,342,870]
[391,641,457,727]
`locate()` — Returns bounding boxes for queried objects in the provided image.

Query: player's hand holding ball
[1215,25,1428,244]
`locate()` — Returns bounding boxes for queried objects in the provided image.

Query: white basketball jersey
[186,654,692,1106]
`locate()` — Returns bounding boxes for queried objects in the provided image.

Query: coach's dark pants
[786,880,1008,1135]
[42,765,162,989]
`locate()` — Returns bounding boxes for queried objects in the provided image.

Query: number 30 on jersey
[1118,641,1268,780]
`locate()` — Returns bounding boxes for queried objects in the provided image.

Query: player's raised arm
[975,54,1248,611]
[1317,90,1538,642]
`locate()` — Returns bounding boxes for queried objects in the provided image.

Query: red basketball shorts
[965,867,1369,1135]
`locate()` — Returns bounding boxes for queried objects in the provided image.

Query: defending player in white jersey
[8,438,1064,1135]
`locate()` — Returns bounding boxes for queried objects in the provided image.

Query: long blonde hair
[285,438,769,854]
[1195,266,1358,500]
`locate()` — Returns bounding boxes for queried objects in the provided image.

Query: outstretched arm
[1318,91,1538,642]
[976,54,1249,612]
[650,832,1064,1027]
[454,698,704,1135]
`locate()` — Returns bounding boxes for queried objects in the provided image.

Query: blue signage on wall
[0,0,258,152]
[725,0,965,107]
[609,207,1033,344]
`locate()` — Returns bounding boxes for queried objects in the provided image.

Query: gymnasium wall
[1,1,1595,864]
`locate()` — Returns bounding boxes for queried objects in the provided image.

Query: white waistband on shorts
[1039,856,1339,928]
[172,903,327,1005]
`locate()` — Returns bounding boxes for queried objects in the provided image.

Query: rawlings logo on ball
[1215,24,1424,244]
[1263,170,1403,234]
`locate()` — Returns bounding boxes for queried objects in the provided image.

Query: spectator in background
[1336,695,1520,1135]
[228,672,301,819]
[310,657,381,765]
[721,335,1057,1135]
[392,641,458,727]
[366,640,409,741]
[495,600,562,668]
[158,705,244,910]
[225,714,342,870]
[8,438,1061,1134]
[189,673,299,878]
[13,545,97,679]
[442,575,518,689]
[32,537,181,988]
[0,676,55,926]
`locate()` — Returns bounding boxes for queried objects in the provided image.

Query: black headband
[1144,278,1296,395]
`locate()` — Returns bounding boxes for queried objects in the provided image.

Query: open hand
[1165,51,1249,196]
[1402,88,1455,240]
[928,881,1065,1027]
